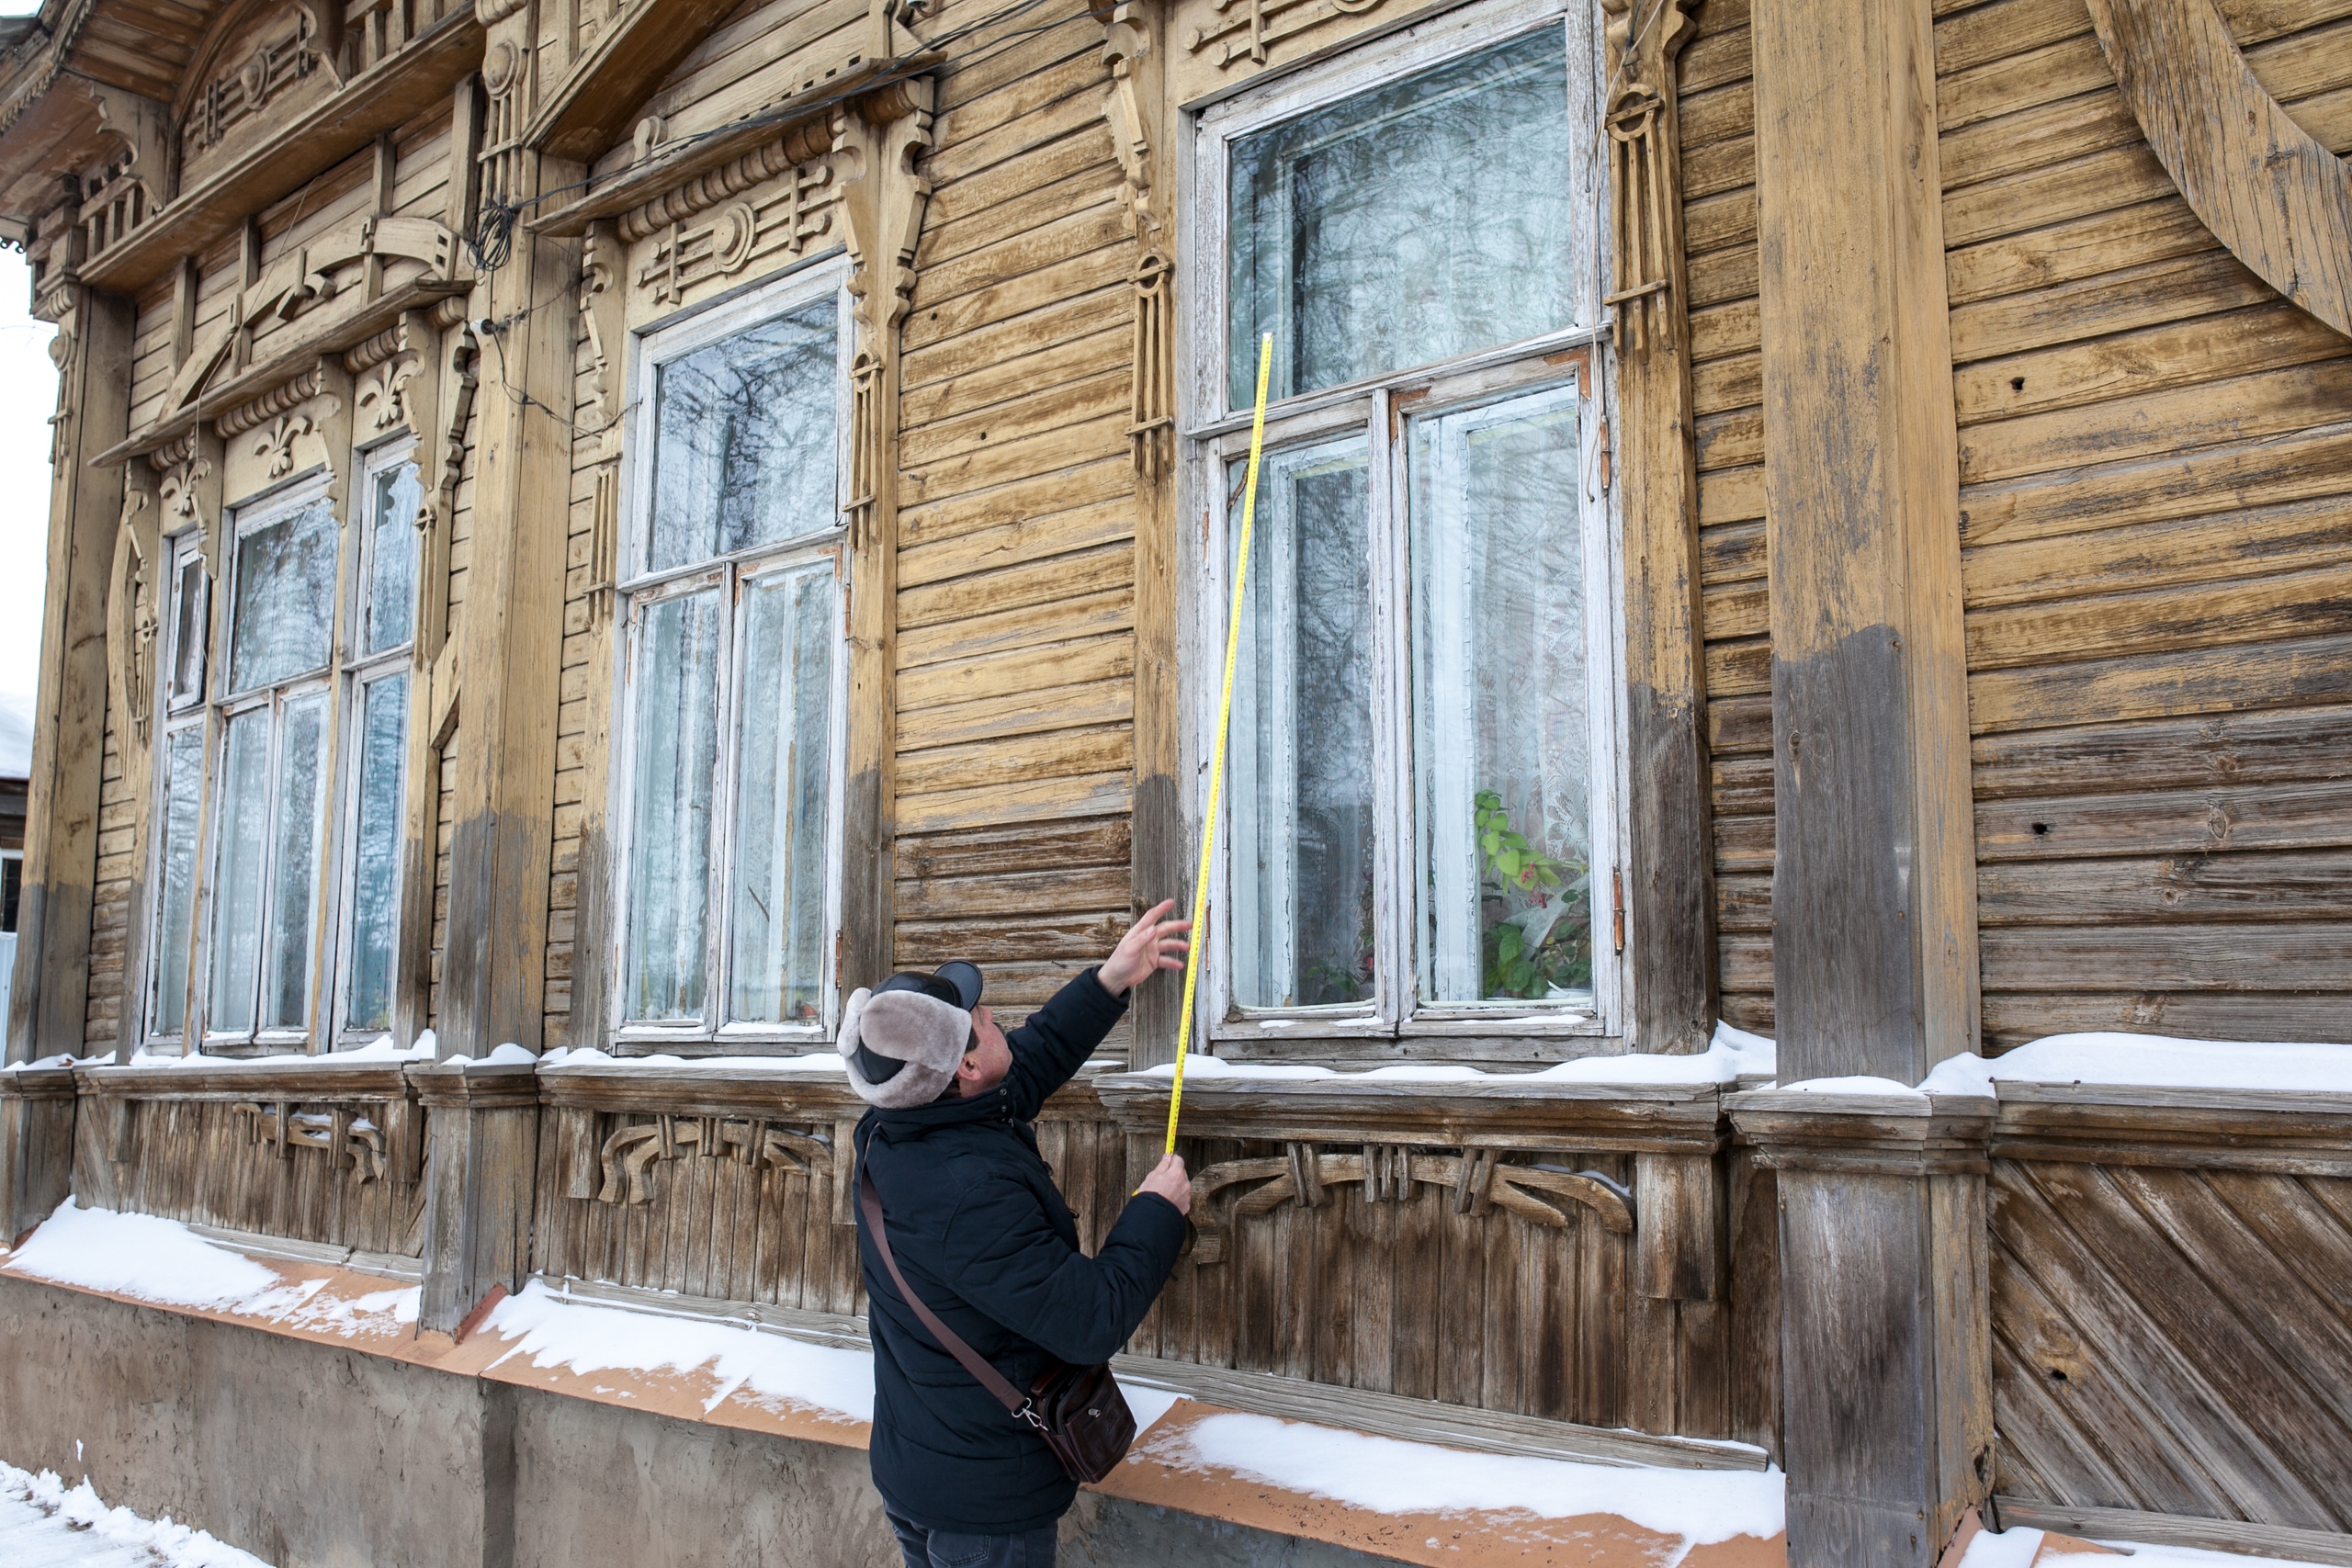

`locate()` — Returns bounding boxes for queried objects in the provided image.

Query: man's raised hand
[1097,898,1192,997]
[1136,1153,1192,1215]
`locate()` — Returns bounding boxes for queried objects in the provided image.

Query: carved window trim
[604,257,859,1055]
[141,528,215,1048]
[1177,0,1625,1050]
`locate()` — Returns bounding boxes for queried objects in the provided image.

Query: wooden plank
[1978,848,2352,922]
[1991,1500,2352,1565]
[1963,494,2352,609]
[1963,565,2352,671]
[897,631,1133,711]
[895,864,1131,922]
[1977,777,2352,858]
[1946,197,2214,308]
[1968,633,2352,734]
[897,817,1129,880]
[898,676,1132,754]
[893,722,1129,797]
[897,540,1134,631]
[1978,923,2352,988]
[1982,989,2352,1049]
[1702,519,1766,584]
[1954,302,2352,428]
[1959,358,2352,488]
[1935,0,2091,76]
[895,586,1133,672]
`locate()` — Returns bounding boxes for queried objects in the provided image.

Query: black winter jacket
[854,969,1186,1535]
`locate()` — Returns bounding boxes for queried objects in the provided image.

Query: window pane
[208,708,271,1035]
[365,464,422,654]
[150,726,205,1036]
[1228,29,1575,408]
[729,566,835,1024]
[1227,436,1376,1009]
[170,554,208,705]
[650,301,839,572]
[1410,387,1591,1006]
[624,588,723,1021]
[345,672,409,1032]
[229,502,337,694]
[262,693,328,1030]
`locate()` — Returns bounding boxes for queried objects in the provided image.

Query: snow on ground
[1149,1411,1784,1552]
[0,1461,273,1568]
[2,1202,419,1335]
[1956,1522,2346,1568]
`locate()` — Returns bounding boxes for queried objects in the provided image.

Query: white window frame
[607,258,856,1052]
[139,526,213,1049]
[329,437,421,1045]
[198,473,339,1051]
[1181,0,1630,1049]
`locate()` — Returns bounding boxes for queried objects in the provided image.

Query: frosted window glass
[1227,436,1376,1009]
[229,502,336,694]
[170,555,208,706]
[262,693,328,1030]
[209,708,270,1035]
[150,727,204,1036]
[729,567,835,1024]
[1228,29,1575,408]
[365,464,421,654]
[649,302,839,572]
[1410,387,1591,1006]
[345,672,408,1032]
[625,589,723,1021]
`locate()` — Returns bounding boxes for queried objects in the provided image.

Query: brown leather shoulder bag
[858,1163,1137,1484]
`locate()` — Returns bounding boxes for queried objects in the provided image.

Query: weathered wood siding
[1940,0,2352,1052]
[1684,0,1774,1035]
[889,0,1140,1032]
[1990,1156,2352,1528]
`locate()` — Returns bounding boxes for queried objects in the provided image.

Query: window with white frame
[613,265,850,1048]
[1189,0,1618,1042]
[142,446,423,1052]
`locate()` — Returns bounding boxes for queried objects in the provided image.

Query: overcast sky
[0,247,54,771]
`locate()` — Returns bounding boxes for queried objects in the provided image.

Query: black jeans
[886,1511,1057,1568]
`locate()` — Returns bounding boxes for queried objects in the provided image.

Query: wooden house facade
[0,0,2349,1561]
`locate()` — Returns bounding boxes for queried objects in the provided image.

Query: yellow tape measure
[1166,332,1274,1157]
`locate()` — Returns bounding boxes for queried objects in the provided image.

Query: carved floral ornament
[1190,0,1385,69]
[585,1112,836,1205]
[1184,1144,1635,1264]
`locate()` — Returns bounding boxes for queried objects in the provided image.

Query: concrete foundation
[0,1273,1394,1567]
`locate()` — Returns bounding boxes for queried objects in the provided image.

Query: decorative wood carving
[162,216,461,421]
[1602,0,1716,1055]
[1185,1143,1636,1264]
[356,346,421,430]
[587,1112,834,1204]
[618,120,837,244]
[230,1100,398,1182]
[1102,0,1173,478]
[2086,0,2352,340]
[1188,0,1385,68]
[834,85,935,547]
[251,410,318,478]
[581,221,625,626]
[106,477,159,760]
[630,162,840,306]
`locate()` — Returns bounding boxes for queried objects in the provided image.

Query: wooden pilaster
[1605,0,1716,1055]
[0,1067,75,1240]
[11,276,133,1064]
[1750,0,1987,1557]
[435,164,580,1061]
[411,1061,540,1331]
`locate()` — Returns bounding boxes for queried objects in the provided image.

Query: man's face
[956,1004,1012,1095]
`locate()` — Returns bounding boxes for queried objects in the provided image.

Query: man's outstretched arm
[1002,900,1191,1117]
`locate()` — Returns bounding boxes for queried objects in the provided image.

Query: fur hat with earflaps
[841,973,979,1108]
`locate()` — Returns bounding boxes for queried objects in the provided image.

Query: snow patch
[539,1048,851,1074]
[1921,1032,2352,1096]
[1778,1075,1930,1102]
[1956,1525,2344,1568]
[0,1051,113,1075]
[1,1202,419,1334]
[125,1032,435,1068]
[1159,1413,1782,1551]
[441,1043,537,1067]
[0,1459,276,1568]
[483,1280,875,1423]
[1139,1022,1777,1087]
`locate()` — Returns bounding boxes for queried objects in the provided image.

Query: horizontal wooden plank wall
[1683,0,1774,1036]
[69,1098,424,1257]
[889,0,1140,1034]
[1989,1156,2352,1529]
[1940,0,2352,1052]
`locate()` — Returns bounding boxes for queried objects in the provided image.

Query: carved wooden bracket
[1186,1142,1635,1264]
[2087,0,2352,339]
[106,475,159,764]
[582,1112,834,1205]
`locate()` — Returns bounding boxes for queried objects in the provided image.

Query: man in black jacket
[847,900,1194,1568]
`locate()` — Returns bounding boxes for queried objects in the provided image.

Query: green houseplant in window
[1476,790,1591,1000]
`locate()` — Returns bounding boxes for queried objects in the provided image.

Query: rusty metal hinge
[1611,869,1625,953]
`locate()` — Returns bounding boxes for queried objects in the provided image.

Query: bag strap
[858,1158,1036,1423]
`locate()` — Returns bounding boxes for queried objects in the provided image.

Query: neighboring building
[0,0,2346,1563]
